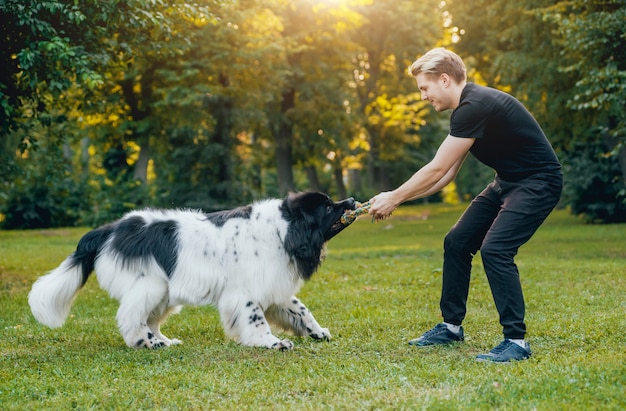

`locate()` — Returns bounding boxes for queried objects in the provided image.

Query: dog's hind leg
[116,275,172,349]
[265,297,331,341]
[219,297,294,350]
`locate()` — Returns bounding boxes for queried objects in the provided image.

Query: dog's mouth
[326,200,357,241]
[328,217,349,241]
[330,213,350,232]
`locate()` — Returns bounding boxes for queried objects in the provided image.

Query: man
[368,48,562,362]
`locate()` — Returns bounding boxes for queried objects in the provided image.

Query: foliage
[549,0,626,141]
[0,0,103,139]
[1,0,626,227]
[0,118,90,229]
[0,0,103,220]
[1,205,625,409]
[548,0,626,222]
[187,0,293,198]
[544,0,626,222]
[81,176,150,228]
[153,126,250,211]
[350,0,444,192]
[562,139,626,223]
[1,176,87,230]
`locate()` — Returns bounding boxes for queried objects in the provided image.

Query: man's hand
[368,191,399,221]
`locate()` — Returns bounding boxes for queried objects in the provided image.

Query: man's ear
[440,73,450,86]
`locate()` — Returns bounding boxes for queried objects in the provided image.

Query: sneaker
[476,339,532,363]
[408,323,464,347]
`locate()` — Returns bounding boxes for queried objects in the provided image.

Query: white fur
[29,259,83,328]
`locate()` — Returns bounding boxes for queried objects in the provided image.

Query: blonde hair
[409,48,466,84]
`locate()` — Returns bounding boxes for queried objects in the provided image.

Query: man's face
[415,72,453,112]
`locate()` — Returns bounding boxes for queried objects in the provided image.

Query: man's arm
[369,135,474,219]
[407,151,469,200]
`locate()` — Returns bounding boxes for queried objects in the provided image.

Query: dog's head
[282,191,356,241]
[281,191,356,279]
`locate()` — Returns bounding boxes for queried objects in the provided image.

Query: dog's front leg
[219,299,294,350]
[265,297,332,341]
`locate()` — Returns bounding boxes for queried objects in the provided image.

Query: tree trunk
[618,145,626,182]
[333,166,347,199]
[275,88,296,195]
[80,137,90,172]
[602,118,626,182]
[133,138,150,183]
[365,124,391,192]
[120,66,156,185]
[348,168,362,196]
[305,165,320,191]
[216,75,233,177]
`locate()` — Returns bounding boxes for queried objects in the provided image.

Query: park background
[1,1,625,410]
[1,0,625,227]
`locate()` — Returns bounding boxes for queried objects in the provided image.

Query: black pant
[440,173,562,339]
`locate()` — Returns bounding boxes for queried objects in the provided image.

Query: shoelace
[421,324,447,338]
[490,340,514,354]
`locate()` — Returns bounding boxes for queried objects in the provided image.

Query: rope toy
[340,201,372,225]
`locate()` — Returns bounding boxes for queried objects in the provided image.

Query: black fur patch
[72,224,115,285]
[280,192,355,280]
[111,216,179,277]
[204,205,253,227]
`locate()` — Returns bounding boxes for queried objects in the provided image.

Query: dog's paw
[134,332,168,349]
[310,327,332,341]
[170,338,182,346]
[271,338,294,350]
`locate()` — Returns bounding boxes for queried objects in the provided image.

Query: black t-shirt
[450,83,561,181]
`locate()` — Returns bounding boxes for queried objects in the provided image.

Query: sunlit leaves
[550,0,626,140]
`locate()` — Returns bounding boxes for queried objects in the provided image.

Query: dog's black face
[283,191,356,241]
[281,192,356,280]
[321,195,357,241]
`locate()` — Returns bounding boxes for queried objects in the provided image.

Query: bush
[562,141,626,223]
[1,174,88,229]
[80,175,150,228]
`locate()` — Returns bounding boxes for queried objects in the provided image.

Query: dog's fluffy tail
[29,227,111,328]
[28,257,85,328]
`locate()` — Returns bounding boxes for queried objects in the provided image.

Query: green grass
[1,204,625,410]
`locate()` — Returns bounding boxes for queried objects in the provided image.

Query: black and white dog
[29,192,356,350]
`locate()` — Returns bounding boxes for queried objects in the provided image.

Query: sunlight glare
[313,0,344,4]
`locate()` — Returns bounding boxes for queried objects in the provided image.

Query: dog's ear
[284,217,325,280]
[283,193,326,280]
[284,191,303,216]
[284,191,329,217]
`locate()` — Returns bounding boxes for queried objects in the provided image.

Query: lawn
[1,204,625,410]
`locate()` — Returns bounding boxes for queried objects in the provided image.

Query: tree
[163,0,293,203]
[545,0,626,221]
[0,1,104,141]
[0,0,104,228]
[0,0,217,227]
[252,0,364,195]
[349,0,444,193]
[276,0,365,196]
